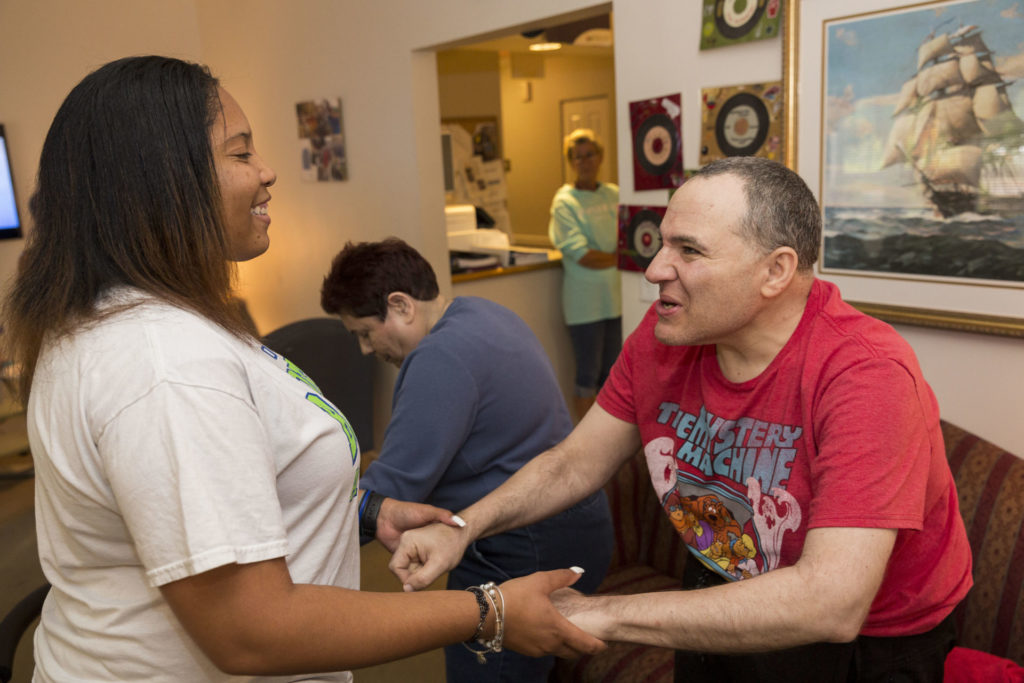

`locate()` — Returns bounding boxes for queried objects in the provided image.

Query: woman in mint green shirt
[548,129,622,420]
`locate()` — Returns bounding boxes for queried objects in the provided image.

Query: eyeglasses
[573,151,599,162]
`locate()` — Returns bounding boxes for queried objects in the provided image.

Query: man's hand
[389,521,470,591]
[499,569,607,659]
[550,587,609,640]
[375,498,463,553]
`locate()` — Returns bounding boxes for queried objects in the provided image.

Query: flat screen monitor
[0,124,23,239]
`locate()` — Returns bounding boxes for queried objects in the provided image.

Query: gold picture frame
[783,0,1024,337]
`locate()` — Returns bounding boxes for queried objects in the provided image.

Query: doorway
[435,12,616,247]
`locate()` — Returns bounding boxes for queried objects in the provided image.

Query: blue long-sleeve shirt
[360,296,573,511]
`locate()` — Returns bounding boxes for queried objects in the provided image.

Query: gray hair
[696,157,821,271]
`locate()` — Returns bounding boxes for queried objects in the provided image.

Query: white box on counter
[444,204,477,234]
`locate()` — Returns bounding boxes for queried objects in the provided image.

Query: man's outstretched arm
[554,525,897,652]
[391,404,641,590]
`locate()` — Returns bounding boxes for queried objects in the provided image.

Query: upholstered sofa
[550,420,1024,682]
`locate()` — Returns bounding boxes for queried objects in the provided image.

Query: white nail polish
[570,566,585,574]
[452,515,467,528]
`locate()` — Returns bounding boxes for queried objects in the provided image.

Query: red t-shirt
[598,279,972,636]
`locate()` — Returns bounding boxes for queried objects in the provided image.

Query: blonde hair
[564,128,604,162]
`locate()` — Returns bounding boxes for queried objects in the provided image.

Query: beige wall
[501,50,617,243]
[184,1,604,332]
[438,47,616,244]
[0,0,1021,455]
[438,50,501,120]
[0,0,203,301]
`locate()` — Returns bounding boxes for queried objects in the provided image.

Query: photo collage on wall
[296,98,347,182]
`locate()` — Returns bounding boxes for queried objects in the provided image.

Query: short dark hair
[321,238,440,320]
[695,157,821,271]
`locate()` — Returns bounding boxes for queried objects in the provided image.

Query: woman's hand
[497,569,607,659]
[375,498,462,553]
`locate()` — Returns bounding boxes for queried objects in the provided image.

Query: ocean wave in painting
[822,206,1024,282]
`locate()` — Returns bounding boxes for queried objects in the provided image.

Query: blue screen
[0,125,23,239]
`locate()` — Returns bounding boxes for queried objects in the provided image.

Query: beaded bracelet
[464,585,490,643]
[461,581,505,663]
[462,586,498,663]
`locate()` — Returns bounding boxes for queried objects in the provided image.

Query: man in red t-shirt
[393,157,972,682]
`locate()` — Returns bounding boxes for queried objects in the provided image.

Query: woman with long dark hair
[2,55,600,682]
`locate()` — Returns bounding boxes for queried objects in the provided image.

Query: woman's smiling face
[210,87,277,262]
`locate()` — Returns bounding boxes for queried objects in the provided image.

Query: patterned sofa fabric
[943,421,1024,665]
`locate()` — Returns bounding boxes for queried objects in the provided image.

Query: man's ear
[385,292,416,323]
[760,247,799,299]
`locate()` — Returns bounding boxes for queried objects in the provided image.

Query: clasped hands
[378,499,607,658]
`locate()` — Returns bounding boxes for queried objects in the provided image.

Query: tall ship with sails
[881,22,1024,217]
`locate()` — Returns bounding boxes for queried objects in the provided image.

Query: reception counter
[451,251,561,283]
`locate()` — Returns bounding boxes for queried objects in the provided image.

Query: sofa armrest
[942,420,1024,666]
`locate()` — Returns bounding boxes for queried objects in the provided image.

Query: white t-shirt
[29,291,359,682]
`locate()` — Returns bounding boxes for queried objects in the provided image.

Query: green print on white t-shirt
[305,392,360,463]
[281,356,360,464]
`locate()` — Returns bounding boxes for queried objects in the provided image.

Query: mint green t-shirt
[548,182,621,325]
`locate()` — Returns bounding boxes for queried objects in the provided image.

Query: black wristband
[359,490,385,545]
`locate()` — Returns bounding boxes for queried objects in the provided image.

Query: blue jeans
[567,317,622,397]
[444,490,613,683]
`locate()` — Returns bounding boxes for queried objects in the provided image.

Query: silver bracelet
[461,582,505,663]
[478,582,505,654]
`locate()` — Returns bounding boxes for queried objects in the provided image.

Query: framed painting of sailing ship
[784,0,1024,337]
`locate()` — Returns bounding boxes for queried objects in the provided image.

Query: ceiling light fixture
[528,42,562,52]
